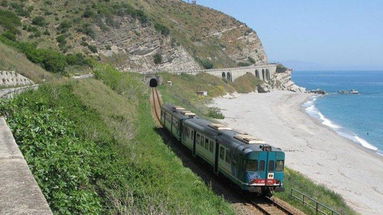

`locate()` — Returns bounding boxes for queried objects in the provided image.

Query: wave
[303,96,379,152]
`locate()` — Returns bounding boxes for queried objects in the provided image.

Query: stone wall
[0,71,34,87]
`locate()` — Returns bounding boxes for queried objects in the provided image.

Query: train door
[258,152,267,179]
[265,151,276,185]
[192,129,196,156]
[214,141,220,174]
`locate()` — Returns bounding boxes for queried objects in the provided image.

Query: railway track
[250,197,295,215]
[150,87,162,126]
[149,87,301,215]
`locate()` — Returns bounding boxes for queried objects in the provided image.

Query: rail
[290,188,342,215]
[250,197,294,215]
[151,88,162,126]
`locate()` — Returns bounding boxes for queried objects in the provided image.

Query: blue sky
[195,0,383,70]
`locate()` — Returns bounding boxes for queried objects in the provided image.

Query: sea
[292,71,383,156]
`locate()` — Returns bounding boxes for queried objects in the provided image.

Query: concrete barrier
[0,117,52,215]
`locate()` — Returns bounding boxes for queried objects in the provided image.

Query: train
[160,104,285,196]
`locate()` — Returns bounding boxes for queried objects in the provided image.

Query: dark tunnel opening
[149,78,158,87]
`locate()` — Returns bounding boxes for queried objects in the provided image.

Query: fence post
[315,202,318,214]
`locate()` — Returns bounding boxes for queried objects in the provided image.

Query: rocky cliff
[0,0,268,72]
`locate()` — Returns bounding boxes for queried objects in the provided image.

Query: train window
[276,160,284,171]
[269,160,275,171]
[225,149,230,163]
[209,140,214,152]
[246,160,258,172]
[219,146,225,160]
[259,160,265,171]
[196,133,200,144]
[205,138,209,149]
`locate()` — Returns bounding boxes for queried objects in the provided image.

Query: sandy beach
[212,91,383,215]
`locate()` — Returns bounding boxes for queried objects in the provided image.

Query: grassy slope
[0,41,54,82]
[0,65,234,214]
[158,73,358,215]
[231,73,262,93]
[158,72,235,116]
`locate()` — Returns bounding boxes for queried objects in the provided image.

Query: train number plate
[267,173,274,179]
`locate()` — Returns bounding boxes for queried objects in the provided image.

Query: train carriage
[160,104,285,196]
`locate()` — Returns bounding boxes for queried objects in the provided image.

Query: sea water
[292,71,383,156]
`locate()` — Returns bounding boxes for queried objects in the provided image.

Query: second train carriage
[160,104,285,195]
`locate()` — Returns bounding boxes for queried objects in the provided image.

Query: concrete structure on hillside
[0,118,52,215]
[0,71,34,87]
[202,64,277,83]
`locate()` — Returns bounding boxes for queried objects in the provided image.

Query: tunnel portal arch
[149,78,158,87]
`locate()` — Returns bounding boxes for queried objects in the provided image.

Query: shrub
[31,16,46,26]
[10,2,30,17]
[78,24,95,39]
[88,45,97,53]
[198,58,213,69]
[154,23,170,36]
[248,56,256,64]
[66,53,91,66]
[153,53,162,64]
[0,9,21,34]
[56,35,66,49]
[82,8,95,18]
[57,20,71,33]
[237,62,250,67]
[207,107,224,119]
[1,31,16,41]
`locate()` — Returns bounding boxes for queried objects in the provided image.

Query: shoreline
[301,94,383,161]
[211,90,383,215]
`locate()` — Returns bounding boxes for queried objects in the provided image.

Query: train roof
[162,104,282,156]
[162,104,196,120]
[183,115,282,155]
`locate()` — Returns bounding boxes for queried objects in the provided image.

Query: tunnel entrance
[149,78,158,87]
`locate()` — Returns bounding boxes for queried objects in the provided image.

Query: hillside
[0,0,267,73]
[0,41,54,82]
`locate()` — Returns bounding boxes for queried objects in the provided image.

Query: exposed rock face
[90,0,268,72]
[216,25,268,65]
[94,17,200,72]
[270,69,306,93]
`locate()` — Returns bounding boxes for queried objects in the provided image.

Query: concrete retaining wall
[0,71,34,87]
[0,118,52,215]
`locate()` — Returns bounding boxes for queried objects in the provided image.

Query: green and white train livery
[161,104,285,196]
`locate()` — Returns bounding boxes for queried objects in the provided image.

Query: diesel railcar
[160,104,285,196]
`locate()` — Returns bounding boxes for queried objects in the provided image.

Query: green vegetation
[0,64,234,214]
[276,168,357,215]
[158,72,235,116]
[0,36,92,74]
[248,56,256,64]
[197,58,214,69]
[154,23,170,36]
[159,72,358,215]
[231,72,262,93]
[0,41,53,82]
[153,53,162,64]
[237,62,251,67]
[31,16,46,26]
[207,107,225,119]
[0,9,21,38]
